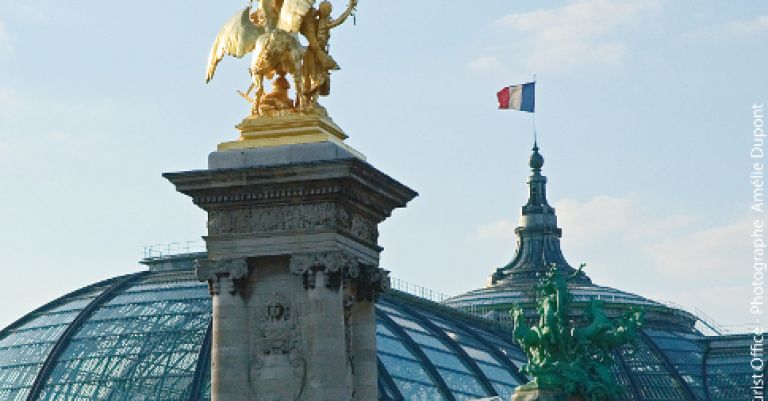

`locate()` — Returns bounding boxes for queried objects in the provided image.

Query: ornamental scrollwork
[288,251,389,300]
[195,257,250,295]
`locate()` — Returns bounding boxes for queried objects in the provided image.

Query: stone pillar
[196,258,250,401]
[165,139,416,401]
[349,298,378,400]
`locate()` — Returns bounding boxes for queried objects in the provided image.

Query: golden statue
[206,0,357,117]
[300,0,357,107]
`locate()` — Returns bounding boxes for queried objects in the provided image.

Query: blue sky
[0,0,765,331]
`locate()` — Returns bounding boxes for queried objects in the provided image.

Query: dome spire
[526,143,547,208]
[489,144,590,286]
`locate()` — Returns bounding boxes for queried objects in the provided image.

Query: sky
[0,0,766,332]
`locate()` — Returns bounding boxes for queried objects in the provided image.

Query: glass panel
[608,351,635,401]
[378,335,416,360]
[421,348,470,373]
[15,312,82,331]
[376,322,396,337]
[706,336,753,401]
[461,345,499,365]
[476,362,516,383]
[388,316,429,334]
[0,283,110,399]
[406,330,450,352]
[618,335,691,401]
[467,327,528,369]
[35,272,211,401]
[436,368,485,396]
[377,303,407,318]
[644,330,706,401]
[396,305,496,399]
[491,381,517,401]
[379,354,432,384]
[201,359,211,401]
[392,378,444,401]
[415,310,524,395]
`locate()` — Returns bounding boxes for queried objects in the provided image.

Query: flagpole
[532,75,537,147]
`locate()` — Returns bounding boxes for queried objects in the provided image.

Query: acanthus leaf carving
[195,257,250,296]
[353,265,390,302]
[289,251,358,291]
[288,251,389,300]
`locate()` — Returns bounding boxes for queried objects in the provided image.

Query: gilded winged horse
[206,0,315,115]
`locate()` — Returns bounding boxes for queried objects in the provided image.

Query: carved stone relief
[250,292,306,401]
[207,203,379,244]
[288,251,390,301]
[195,257,250,295]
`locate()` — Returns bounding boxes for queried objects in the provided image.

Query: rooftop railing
[389,277,451,303]
[142,241,206,260]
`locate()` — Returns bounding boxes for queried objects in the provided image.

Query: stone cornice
[164,159,417,222]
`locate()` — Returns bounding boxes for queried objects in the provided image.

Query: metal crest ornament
[206,0,358,117]
[511,264,644,401]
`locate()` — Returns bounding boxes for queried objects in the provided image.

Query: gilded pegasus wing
[277,0,316,33]
[205,6,266,83]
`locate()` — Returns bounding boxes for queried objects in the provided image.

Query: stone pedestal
[511,384,583,401]
[511,387,570,401]
[164,139,416,401]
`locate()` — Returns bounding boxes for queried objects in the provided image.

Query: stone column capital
[289,251,390,300]
[195,257,250,295]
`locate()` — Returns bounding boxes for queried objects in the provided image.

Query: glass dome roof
[0,256,757,401]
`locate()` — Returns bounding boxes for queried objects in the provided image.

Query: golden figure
[205,0,357,117]
[300,0,357,107]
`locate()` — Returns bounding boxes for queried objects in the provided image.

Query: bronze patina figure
[511,264,644,401]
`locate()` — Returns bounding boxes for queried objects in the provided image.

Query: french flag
[497,82,535,112]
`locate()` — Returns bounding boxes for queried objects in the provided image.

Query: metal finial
[529,143,544,171]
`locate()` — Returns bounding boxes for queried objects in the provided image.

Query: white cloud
[555,195,636,242]
[0,21,13,57]
[556,195,700,245]
[644,218,751,279]
[474,219,517,241]
[0,87,21,116]
[687,15,768,40]
[726,15,768,35]
[553,195,747,281]
[466,56,504,74]
[493,0,659,73]
[649,285,756,334]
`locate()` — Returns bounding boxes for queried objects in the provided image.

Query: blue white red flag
[497,82,535,112]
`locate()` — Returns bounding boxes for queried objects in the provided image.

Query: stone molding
[289,251,390,300]
[196,182,344,207]
[208,203,379,245]
[163,159,419,225]
[195,257,250,295]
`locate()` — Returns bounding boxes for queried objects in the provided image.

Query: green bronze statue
[511,264,643,401]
